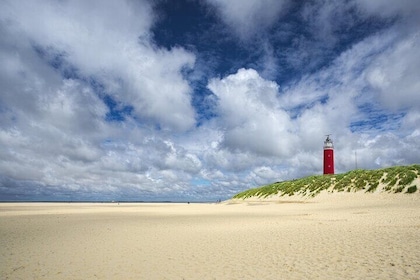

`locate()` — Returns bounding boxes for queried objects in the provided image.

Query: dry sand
[1,193,419,279]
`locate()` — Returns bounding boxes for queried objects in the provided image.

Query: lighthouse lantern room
[323,135,334,175]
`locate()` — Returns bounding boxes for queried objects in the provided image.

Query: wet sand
[1,193,419,279]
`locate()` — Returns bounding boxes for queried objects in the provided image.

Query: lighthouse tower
[323,135,334,175]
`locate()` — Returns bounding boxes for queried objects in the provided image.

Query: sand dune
[1,193,419,279]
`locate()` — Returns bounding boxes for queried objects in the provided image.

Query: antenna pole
[355,150,358,170]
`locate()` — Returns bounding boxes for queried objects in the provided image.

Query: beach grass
[233,164,420,199]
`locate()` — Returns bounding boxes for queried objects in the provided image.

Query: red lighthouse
[323,135,334,175]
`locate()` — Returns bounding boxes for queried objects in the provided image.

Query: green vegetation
[406,185,417,194]
[233,164,420,199]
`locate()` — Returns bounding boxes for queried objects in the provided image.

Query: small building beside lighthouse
[323,135,334,175]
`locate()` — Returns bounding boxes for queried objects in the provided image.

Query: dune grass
[233,164,420,199]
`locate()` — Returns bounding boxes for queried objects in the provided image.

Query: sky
[0,0,419,201]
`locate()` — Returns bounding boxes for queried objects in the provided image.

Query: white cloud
[300,0,356,47]
[401,111,420,135]
[355,0,420,19]
[365,31,420,110]
[1,0,196,132]
[251,166,279,181]
[208,68,297,157]
[163,140,202,174]
[206,0,289,40]
[0,0,200,200]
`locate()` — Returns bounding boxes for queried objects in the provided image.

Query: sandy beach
[1,193,419,279]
